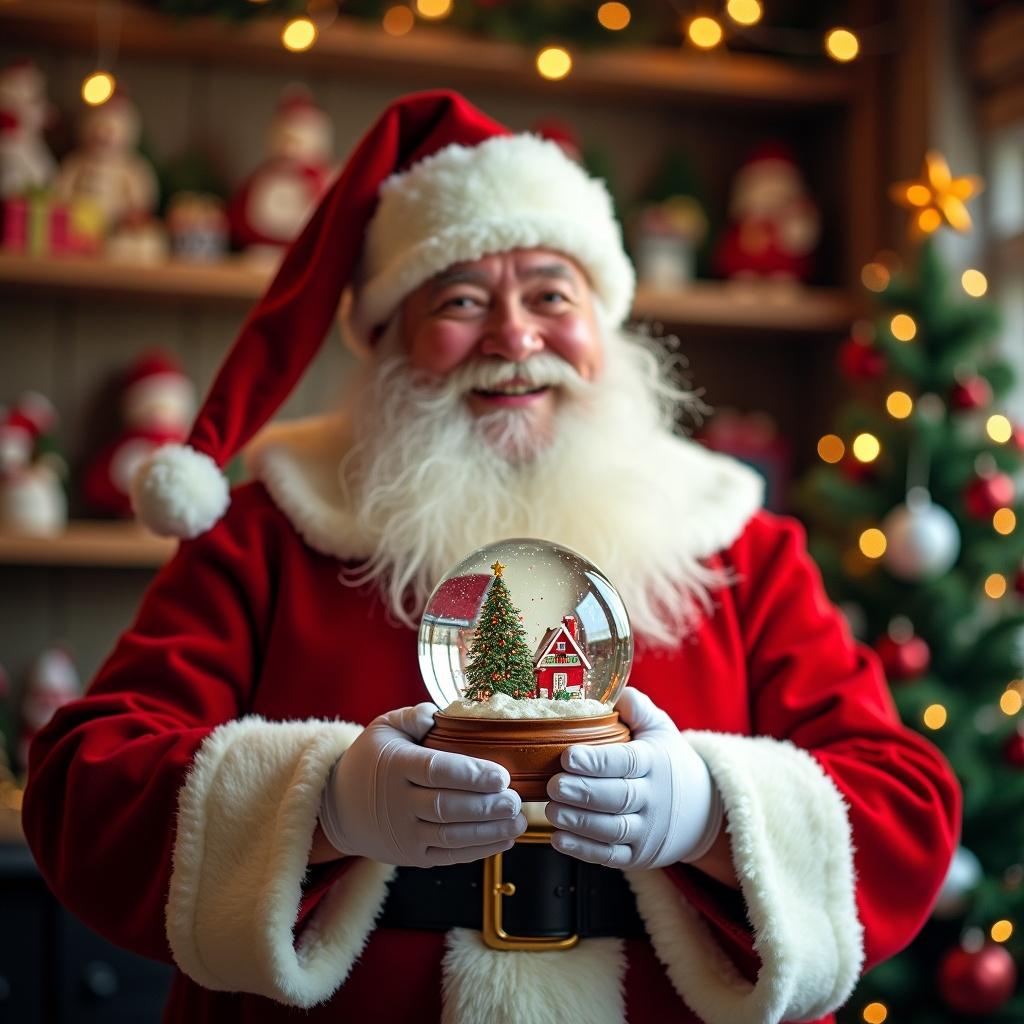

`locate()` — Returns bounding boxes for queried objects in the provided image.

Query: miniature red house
[533,615,591,699]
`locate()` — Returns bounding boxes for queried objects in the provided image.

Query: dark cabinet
[0,843,173,1024]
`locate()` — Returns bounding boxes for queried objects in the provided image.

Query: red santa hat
[121,350,194,425]
[123,350,187,392]
[130,88,634,540]
[276,83,326,120]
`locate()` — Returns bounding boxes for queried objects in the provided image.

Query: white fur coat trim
[244,413,763,566]
[628,731,865,1024]
[441,929,626,1024]
[166,715,396,1007]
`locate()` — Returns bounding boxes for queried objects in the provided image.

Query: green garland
[141,0,664,47]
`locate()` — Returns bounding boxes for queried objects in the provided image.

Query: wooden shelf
[0,251,270,303]
[0,0,857,109]
[634,281,859,333]
[0,253,858,333]
[0,522,176,568]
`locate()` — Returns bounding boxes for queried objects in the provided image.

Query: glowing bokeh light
[536,46,573,80]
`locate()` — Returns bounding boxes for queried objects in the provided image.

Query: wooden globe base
[423,711,631,802]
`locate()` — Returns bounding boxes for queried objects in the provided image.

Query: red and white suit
[22,415,961,1024]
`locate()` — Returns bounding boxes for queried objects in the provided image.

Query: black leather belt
[377,839,647,948]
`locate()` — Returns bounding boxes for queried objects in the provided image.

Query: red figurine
[228,84,335,259]
[81,351,196,518]
[713,142,820,282]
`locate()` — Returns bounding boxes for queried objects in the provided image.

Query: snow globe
[419,538,633,801]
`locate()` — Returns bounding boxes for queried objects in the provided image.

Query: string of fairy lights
[79,0,878,104]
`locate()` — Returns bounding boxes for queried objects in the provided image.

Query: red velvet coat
[22,476,961,1024]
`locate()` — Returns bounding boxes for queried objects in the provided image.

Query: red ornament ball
[950,376,993,411]
[875,634,931,682]
[1012,422,1024,453]
[840,456,876,484]
[839,338,887,381]
[938,943,1017,1014]
[964,473,1016,519]
[1005,732,1024,768]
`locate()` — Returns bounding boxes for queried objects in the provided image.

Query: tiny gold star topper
[889,151,983,237]
[491,560,506,578]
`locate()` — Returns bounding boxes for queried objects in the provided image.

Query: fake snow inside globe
[419,538,634,801]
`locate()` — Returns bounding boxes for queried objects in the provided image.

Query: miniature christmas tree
[792,154,1024,1022]
[463,561,538,702]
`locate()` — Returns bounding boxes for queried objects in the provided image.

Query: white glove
[545,687,723,869]
[319,703,527,867]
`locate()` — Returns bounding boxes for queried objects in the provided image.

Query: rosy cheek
[408,323,479,375]
[546,315,602,380]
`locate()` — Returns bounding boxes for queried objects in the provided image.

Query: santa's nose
[479,305,544,362]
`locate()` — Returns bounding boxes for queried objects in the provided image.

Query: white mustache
[449,354,588,396]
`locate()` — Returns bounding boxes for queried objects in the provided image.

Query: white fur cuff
[166,715,395,1007]
[629,732,864,1024]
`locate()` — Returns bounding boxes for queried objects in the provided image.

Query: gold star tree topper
[490,560,506,578]
[889,151,983,237]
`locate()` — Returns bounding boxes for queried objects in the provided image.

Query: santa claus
[22,91,959,1024]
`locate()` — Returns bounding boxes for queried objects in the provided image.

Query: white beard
[337,315,738,649]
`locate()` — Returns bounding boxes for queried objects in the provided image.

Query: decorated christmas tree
[463,561,538,702]
[792,154,1024,1022]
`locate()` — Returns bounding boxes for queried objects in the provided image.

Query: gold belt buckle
[481,827,579,951]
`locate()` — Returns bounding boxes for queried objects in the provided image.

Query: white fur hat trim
[130,443,231,539]
[350,133,635,341]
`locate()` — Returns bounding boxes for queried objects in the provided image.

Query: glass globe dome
[418,538,633,720]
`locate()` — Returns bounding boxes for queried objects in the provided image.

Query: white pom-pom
[130,443,230,539]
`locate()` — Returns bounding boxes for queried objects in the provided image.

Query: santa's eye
[439,294,484,312]
[535,289,572,306]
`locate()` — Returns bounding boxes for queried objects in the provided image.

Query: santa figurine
[713,142,820,282]
[0,391,67,535]
[0,59,57,198]
[18,647,80,775]
[228,84,335,261]
[81,351,196,518]
[54,88,158,236]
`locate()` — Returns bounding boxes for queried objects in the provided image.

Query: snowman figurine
[228,84,334,261]
[0,391,67,536]
[0,59,57,198]
[713,142,820,283]
[81,351,196,518]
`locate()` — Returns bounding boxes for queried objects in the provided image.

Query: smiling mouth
[472,383,550,398]
[471,375,552,398]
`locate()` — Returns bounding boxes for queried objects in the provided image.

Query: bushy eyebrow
[427,268,489,296]
[427,262,577,299]
[522,264,577,287]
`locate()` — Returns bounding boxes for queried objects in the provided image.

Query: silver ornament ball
[882,488,961,582]
[934,846,983,919]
